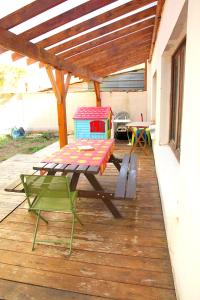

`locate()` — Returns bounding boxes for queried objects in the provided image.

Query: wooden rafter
[37,0,155,49]
[66,33,153,68]
[59,27,153,63]
[0,46,7,54]
[96,55,149,77]
[12,53,25,61]
[69,47,151,78]
[57,21,154,60]
[88,48,150,73]
[26,58,38,66]
[0,0,67,30]
[0,27,102,82]
[11,7,156,63]
[18,0,118,41]
[88,48,150,75]
[0,1,163,80]
[49,7,156,55]
[149,0,165,61]
[0,0,68,56]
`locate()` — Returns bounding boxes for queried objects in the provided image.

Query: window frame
[90,120,105,133]
[169,38,186,160]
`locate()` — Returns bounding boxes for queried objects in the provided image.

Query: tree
[0,64,26,92]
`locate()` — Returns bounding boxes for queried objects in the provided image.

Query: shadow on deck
[0,143,176,300]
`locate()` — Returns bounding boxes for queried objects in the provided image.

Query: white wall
[0,91,147,134]
[148,0,200,299]
[102,91,147,121]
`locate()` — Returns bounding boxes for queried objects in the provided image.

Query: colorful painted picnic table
[42,139,115,174]
[33,139,122,218]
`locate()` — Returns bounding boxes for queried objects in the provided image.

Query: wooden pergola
[0,0,164,147]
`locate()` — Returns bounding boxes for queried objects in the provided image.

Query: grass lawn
[0,132,58,161]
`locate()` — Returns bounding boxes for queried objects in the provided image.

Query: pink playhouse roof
[73,107,111,120]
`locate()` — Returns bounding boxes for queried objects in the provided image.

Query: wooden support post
[45,65,61,103]
[56,69,68,148]
[46,65,71,148]
[93,81,101,107]
[144,60,147,91]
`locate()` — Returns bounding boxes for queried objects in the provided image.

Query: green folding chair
[20,174,82,255]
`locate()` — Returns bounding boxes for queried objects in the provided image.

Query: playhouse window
[90,120,105,132]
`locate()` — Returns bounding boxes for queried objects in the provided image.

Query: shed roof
[0,1,165,81]
[74,106,111,119]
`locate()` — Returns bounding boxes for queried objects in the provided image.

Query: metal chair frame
[20,174,82,255]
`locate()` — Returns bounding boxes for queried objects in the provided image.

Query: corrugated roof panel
[90,70,144,91]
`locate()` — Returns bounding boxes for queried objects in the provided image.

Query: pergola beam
[149,0,165,61]
[58,23,154,60]
[37,0,155,49]
[49,7,156,56]
[12,15,155,63]
[18,0,118,41]
[0,46,7,54]
[97,57,149,77]
[0,27,102,82]
[93,52,150,77]
[69,36,152,68]
[88,49,150,74]
[0,0,67,30]
[59,28,152,64]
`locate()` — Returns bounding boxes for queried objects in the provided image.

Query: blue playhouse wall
[74,119,109,139]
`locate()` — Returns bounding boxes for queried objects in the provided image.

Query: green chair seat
[31,192,77,212]
[20,174,82,255]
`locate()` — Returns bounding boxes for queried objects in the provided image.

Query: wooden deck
[0,143,176,300]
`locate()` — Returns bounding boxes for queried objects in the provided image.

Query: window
[90,120,105,133]
[170,39,186,159]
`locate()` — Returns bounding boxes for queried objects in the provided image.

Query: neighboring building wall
[0,91,147,134]
[102,91,147,121]
[148,0,200,299]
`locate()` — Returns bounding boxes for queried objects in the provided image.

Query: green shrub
[0,135,10,148]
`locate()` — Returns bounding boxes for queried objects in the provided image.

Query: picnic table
[33,139,137,218]
[5,139,137,218]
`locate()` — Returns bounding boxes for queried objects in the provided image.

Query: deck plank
[0,278,104,300]
[0,143,176,299]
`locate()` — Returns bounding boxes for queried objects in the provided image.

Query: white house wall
[148,0,200,299]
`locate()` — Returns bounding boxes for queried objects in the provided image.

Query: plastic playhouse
[73,106,112,139]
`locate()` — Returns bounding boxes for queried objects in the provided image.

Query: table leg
[130,128,147,154]
[84,173,122,218]
[109,154,121,171]
[70,173,80,191]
